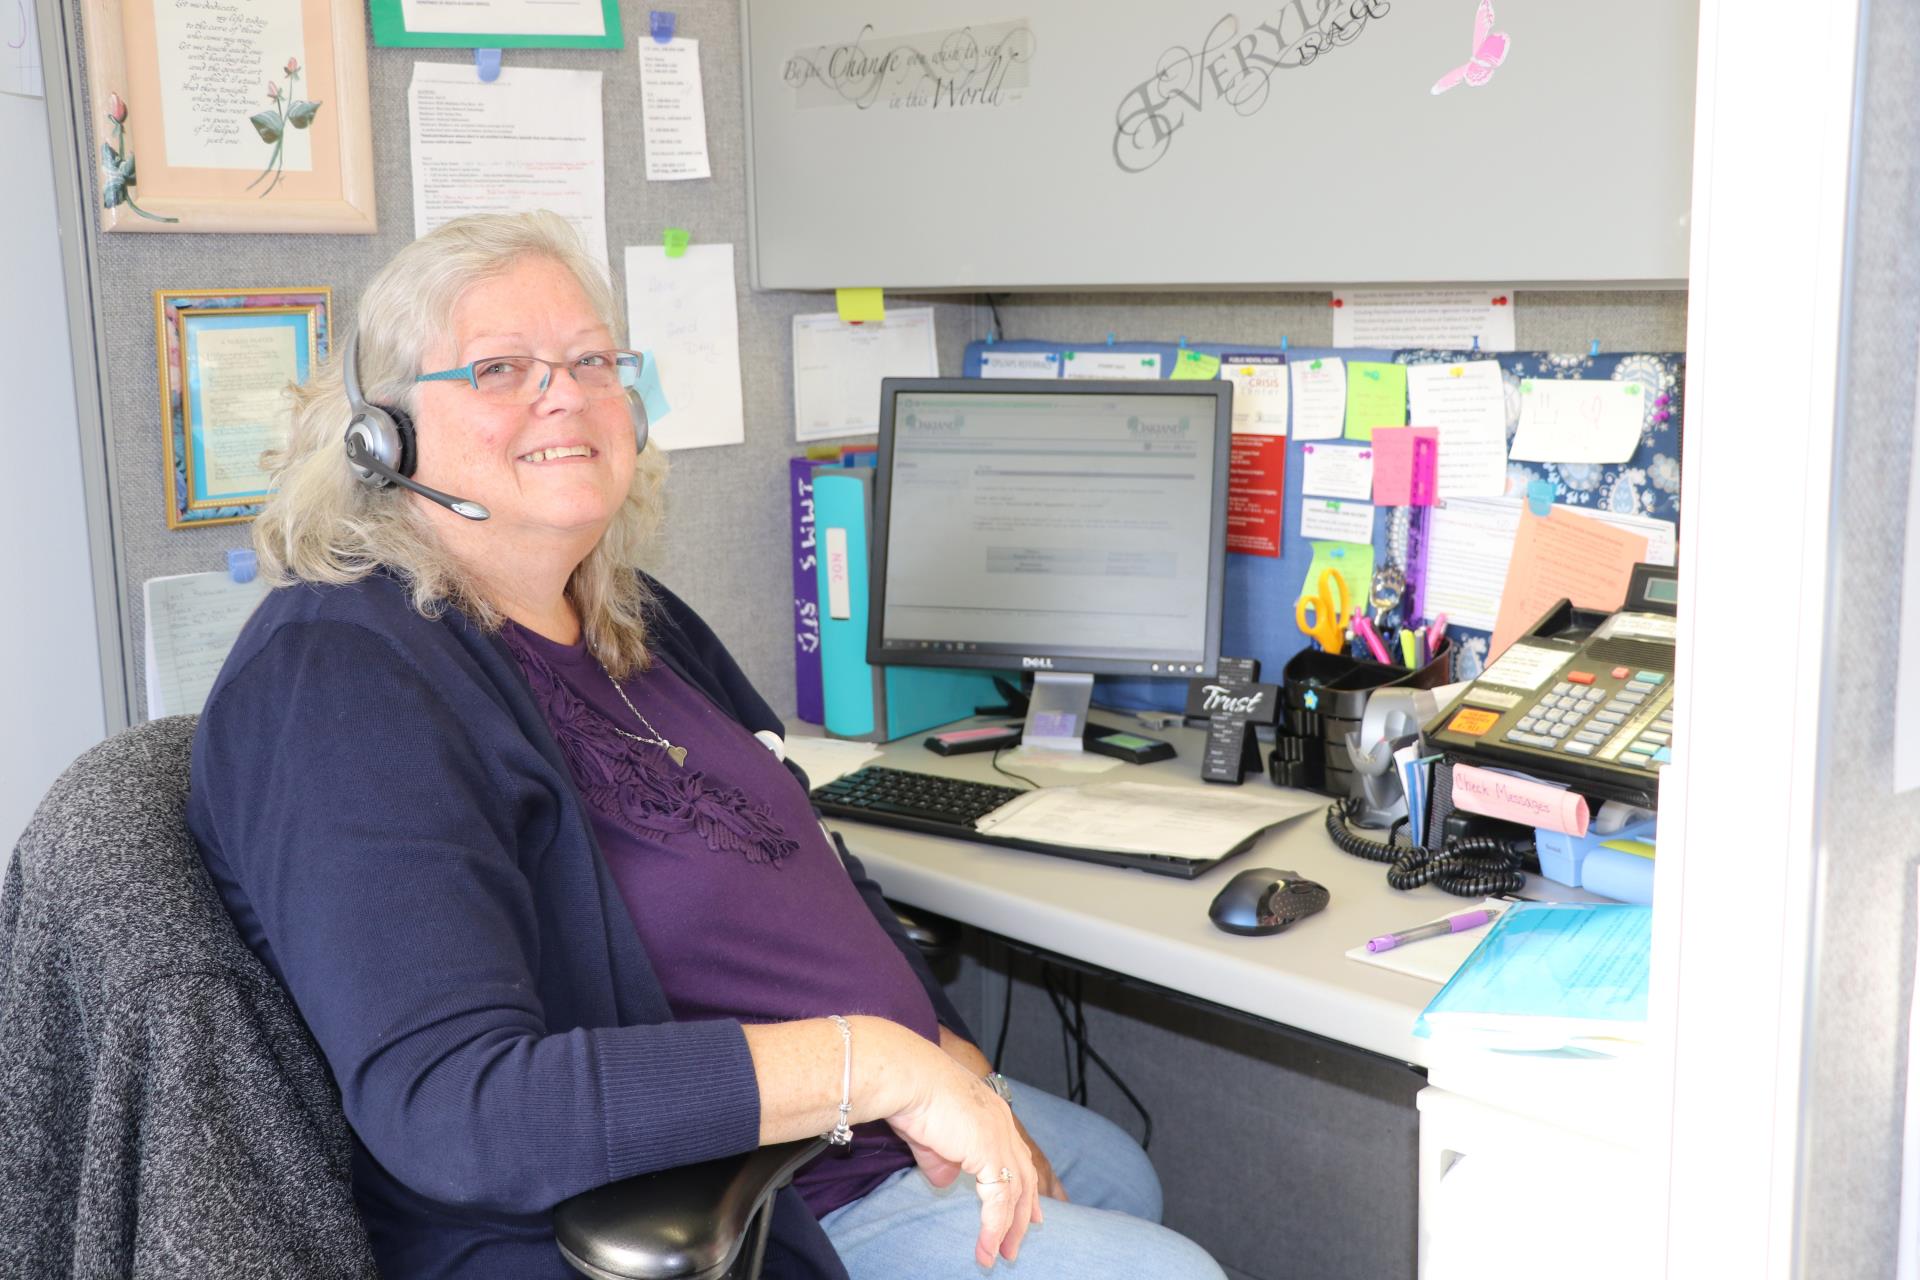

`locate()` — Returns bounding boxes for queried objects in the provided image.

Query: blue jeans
[818,1080,1224,1278]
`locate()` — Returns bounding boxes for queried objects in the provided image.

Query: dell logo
[1022,656,1054,669]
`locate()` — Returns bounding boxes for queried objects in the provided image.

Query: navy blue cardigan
[188,571,968,1279]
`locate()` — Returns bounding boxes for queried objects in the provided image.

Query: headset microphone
[342,329,492,521]
[344,433,491,520]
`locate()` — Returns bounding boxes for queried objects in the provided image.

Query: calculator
[1426,563,1678,809]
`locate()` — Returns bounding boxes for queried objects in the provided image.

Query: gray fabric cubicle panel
[62,0,977,720]
[1797,0,1920,1272]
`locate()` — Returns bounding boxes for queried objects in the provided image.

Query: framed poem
[83,0,375,233]
[156,288,331,529]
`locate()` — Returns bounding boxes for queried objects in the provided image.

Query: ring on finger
[977,1166,1015,1187]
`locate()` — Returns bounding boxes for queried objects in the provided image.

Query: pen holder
[1272,640,1453,798]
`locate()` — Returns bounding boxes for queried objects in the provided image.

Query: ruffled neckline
[501,625,796,867]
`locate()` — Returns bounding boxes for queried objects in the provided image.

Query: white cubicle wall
[0,82,107,852]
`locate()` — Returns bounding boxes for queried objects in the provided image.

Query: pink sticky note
[1371,427,1439,506]
[1450,764,1591,836]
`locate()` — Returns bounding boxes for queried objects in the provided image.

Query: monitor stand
[1022,671,1094,753]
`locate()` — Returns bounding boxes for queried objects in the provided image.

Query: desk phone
[1427,563,1677,809]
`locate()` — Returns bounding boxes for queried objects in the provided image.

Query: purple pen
[1366,908,1495,953]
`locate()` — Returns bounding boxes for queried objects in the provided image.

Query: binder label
[824,527,852,620]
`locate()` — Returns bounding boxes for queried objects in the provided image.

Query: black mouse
[1208,868,1331,937]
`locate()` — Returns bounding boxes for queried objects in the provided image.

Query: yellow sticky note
[1303,539,1375,622]
[836,288,885,324]
[1170,349,1222,380]
[1344,361,1407,441]
[1601,839,1657,860]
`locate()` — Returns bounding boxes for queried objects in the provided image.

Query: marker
[1398,629,1418,668]
[1353,616,1393,665]
[1427,613,1449,653]
[1366,908,1497,953]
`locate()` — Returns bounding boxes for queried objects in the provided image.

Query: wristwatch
[983,1072,1014,1104]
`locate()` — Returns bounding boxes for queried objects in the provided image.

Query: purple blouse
[500,621,937,1217]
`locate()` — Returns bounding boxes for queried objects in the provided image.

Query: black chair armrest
[554,1139,827,1280]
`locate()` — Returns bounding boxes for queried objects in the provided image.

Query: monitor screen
[868,377,1233,678]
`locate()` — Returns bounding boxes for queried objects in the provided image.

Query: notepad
[143,571,269,719]
[1414,901,1651,1053]
[1345,899,1508,984]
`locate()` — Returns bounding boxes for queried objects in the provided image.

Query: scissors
[1295,570,1353,653]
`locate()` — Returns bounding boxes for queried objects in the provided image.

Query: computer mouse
[1207,868,1331,937]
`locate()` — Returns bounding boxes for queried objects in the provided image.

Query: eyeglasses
[415,349,644,404]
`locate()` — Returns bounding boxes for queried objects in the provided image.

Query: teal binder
[812,466,1003,742]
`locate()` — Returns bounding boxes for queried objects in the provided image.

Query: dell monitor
[868,377,1235,751]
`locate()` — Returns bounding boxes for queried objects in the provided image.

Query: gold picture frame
[84,0,375,233]
[156,287,331,528]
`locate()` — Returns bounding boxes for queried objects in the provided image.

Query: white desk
[817,717,1599,1069]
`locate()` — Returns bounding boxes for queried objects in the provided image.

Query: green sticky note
[1303,540,1375,622]
[1171,350,1222,380]
[1344,362,1407,441]
[663,228,690,258]
[836,288,885,324]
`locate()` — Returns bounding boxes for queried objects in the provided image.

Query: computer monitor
[868,377,1234,750]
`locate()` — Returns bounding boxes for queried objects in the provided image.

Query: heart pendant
[667,745,688,767]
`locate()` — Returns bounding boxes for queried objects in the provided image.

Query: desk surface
[815,718,1606,1070]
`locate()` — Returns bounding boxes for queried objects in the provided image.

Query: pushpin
[662,227,690,258]
[1526,479,1554,517]
[1280,336,1288,353]
[1589,340,1601,357]
[1106,333,1116,347]
[649,10,675,42]
[226,548,258,584]
[475,48,502,81]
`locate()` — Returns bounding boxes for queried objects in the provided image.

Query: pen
[1353,616,1392,665]
[1427,613,1449,653]
[1366,908,1496,953]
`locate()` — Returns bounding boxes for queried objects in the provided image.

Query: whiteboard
[740,2,1698,290]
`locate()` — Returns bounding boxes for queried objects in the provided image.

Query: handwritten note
[1299,443,1373,499]
[1407,361,1509,497]
[1511,378,1648,464]
[3,0,44,98]
[1290,356,1345,440]
[639,37,712,180]
[623,242,743,451]
[1062,350,1160,379]
[1489,507,1650,657]
[1344,361,1406,441]
[152,0,309,171]
[1370,427,1438,506]
[1223,354,1288,434]
[143,571,269,719]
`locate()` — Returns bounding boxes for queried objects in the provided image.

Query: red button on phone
[1612,666,1631,679]
[1568,671,1595,685]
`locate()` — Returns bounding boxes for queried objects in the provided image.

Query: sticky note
[1171,349,1222,380]
[1370,426,1439,506]
[1344,361,1407,441]
[635,348,672,423]
[1447,708,1501,736]
[1451,763,1591,836]
[836,288,885,324]
[663,227,690,258]
[1304,539,1375,619]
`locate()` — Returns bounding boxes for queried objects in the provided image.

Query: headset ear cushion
[390,404,418,477]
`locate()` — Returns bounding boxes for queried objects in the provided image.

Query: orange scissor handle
[1294,570,1351,652]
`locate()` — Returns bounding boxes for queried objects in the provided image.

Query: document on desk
[973,781,1324,860]
[144,571,269,719]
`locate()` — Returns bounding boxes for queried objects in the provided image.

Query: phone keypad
[1504,669,1674,769]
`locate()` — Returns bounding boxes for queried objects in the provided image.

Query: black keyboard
[810,766,1025,836]
[809,765,1216,879]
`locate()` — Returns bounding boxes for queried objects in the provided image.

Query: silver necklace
[594,654,688,767]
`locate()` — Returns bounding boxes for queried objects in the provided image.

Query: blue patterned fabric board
[961,340,1397,712]
[1391,349,1685,682]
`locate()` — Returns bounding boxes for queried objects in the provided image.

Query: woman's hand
[936,1025,1068,1202]
[883,1049,1043,1268]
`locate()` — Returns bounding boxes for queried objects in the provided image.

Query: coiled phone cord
[1322,801,1528,898]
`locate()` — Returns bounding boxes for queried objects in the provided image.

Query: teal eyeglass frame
[414,349,644,397]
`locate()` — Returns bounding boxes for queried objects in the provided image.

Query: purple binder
[789,456,824,723]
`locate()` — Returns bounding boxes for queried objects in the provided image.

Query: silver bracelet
[825,1015,854,1145]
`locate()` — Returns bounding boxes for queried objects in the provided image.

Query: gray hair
[252,211,669,676]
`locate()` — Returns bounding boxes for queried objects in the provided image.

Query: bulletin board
[961,337,1686,710]
[741,1,1699,290]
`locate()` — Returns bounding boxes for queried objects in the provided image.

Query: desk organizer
[1270,641,1453,798]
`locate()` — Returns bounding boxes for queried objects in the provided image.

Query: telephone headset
[341,328,649,522]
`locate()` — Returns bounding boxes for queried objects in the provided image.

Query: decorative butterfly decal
[1431,0,1510,95]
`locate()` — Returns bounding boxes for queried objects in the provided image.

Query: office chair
[0,716,820,1280]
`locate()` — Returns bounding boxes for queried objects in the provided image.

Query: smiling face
[409,254,637,553]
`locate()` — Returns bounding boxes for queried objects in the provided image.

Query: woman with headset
[186,212,1223,1280]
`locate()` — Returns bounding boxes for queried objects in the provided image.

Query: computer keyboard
[810,766,1025,838]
